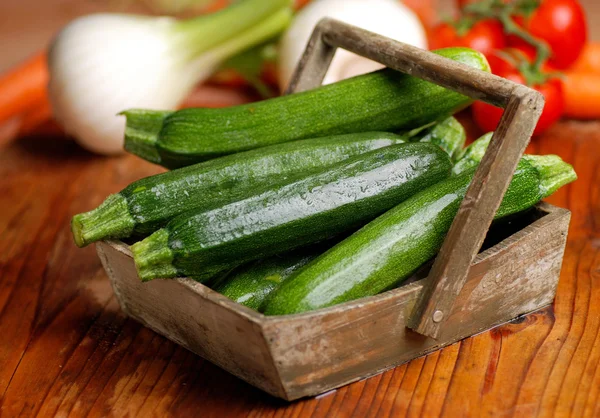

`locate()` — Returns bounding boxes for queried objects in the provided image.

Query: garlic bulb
[48,0,292,155]
[278,0,427,89]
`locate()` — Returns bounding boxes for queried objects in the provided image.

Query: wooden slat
[407,89,543,337]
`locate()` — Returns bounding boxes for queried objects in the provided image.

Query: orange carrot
[562,72,600,119]
[204,0,240,13]
[569,43,600,73]
[0,52,49,124]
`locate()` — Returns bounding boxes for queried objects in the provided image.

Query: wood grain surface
[0,117,598,417]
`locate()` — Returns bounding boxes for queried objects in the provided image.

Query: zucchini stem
[122,109,172,164]
[131,229,178,281]
[523,155,578,197]
[71,194,135,247]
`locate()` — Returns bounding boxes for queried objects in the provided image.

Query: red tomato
[472,69,564,135]
[429,19,506,57]
[508,0,587,69]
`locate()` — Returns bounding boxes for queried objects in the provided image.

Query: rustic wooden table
[0,116,599,417]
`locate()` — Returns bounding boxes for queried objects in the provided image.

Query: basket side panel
[265,206,570,400]
[96,242,286,398]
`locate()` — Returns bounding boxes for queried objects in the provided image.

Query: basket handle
[286,18,544,339]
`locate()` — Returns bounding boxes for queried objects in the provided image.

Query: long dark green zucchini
[123,48,489,168]
[131,142,452,282]
[71,131,407,247]
[263,155,577,315]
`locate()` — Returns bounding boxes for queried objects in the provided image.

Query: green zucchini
[123,47,490,168]
[214,250,317,310]
[71,131,406,247]
[452,132,493,175]
[411,117,466,161]
[263,155,576,315]
[131,142,453,282]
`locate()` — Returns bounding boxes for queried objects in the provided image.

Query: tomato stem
[461,0,552,85]
[496,10,550,70]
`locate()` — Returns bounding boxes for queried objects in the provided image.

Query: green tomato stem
[463,0,552,84]
[497,11,550,72]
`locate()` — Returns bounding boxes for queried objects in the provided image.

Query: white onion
[278,0,427,90]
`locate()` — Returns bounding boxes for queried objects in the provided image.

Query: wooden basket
[97,19,571,401]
